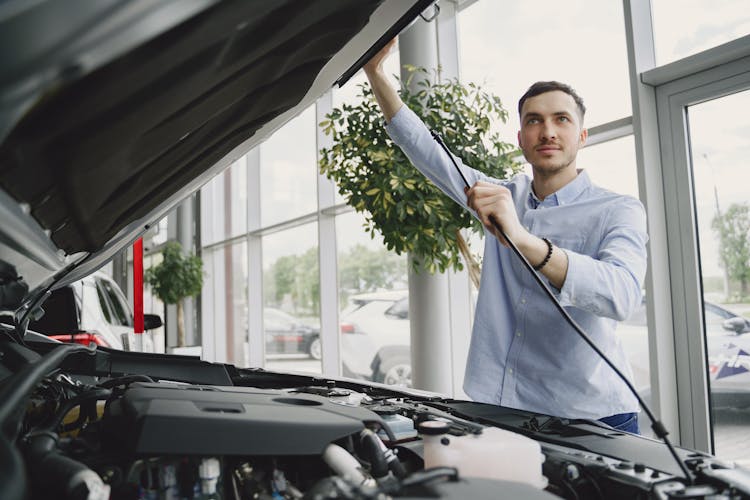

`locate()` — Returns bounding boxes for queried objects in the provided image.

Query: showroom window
[336,210,409,385]
[262,223,322,375]
[260,105,318,227]
[458,0,632,145]
[651,0,750,65]
[201,160,249,247]
[201,241,248,366]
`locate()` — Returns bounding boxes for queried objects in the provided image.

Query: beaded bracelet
[533,237,553,271]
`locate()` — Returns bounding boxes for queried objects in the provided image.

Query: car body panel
[341,290,410,378]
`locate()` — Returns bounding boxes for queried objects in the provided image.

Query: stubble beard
[527,151,577,180]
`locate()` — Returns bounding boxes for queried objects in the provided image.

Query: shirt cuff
[557,248,582,308]
[384,104,417,145]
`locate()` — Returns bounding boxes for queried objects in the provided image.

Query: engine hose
[360,428,406,479]
[24,431,110,500]
[322,443,373,487]
[359,429,389,479]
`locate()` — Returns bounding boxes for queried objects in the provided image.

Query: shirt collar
[528,169,591,208]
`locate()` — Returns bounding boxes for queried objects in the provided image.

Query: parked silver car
[619,299,750,409]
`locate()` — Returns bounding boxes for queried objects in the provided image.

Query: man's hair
[518,81,586,122]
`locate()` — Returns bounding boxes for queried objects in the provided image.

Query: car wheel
[308,337,322,360]
[375,356,412,387]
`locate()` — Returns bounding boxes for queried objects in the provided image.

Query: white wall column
[317,91,342,377]
[400,5,454,395]
[176,196,196,346]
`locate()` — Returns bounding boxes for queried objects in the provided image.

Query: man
[363,39,647,434]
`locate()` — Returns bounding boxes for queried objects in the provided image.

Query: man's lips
[536,145,561,153]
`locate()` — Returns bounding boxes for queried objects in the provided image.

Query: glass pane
[260,106,317,226]
[150,215,169,248]
[458,0,631,145]
[143,253,166,353]
[99,279,132,327]
[262,223,322,375]
[200,159,248,246]
[687,89,750,467]
[336,211,410,385]
[576,136,639,198]
[652,0,750,66]
[226,241,248,366]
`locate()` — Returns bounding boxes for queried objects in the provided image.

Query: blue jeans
[599,412,640,434]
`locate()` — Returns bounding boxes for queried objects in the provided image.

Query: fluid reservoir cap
[418,420,450,435]
[369,404,399,416]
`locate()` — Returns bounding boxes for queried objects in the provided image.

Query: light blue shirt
[386,105,648,419]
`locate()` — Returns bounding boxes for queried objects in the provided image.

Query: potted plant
[145,241,203,347]
[319,67,521,287]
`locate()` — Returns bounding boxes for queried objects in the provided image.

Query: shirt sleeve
[385,105,497,210]
[556,197,648,321]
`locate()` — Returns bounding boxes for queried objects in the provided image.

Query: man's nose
[540,120,557,140]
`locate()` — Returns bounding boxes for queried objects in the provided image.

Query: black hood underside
[0,0,382,254]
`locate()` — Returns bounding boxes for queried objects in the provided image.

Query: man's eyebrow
[522,111,574,119]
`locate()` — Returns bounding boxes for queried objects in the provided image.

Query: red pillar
[134,238,144,334]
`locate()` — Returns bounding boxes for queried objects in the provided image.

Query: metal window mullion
[623,0,681,443]
[655,60,750,451]
[656,86,711,450]
[246,148,265,368]
[317,91,341,377]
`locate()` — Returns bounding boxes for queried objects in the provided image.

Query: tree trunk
[177,300,186,347]
[455,229,480,290]
[742,279,749,298]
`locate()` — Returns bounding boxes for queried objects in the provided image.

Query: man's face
[517,90,588,175]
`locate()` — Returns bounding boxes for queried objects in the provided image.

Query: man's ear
[579,127,588,148]
[517,130,523,148]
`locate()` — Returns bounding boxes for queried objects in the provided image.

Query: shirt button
[521,299,526,304]
[509,368,514,374]
[516,331,522,337]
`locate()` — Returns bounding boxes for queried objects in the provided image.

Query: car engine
[13,357,750,500]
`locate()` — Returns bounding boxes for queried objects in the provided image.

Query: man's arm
[465,181,568,289]
[363,38,403,122]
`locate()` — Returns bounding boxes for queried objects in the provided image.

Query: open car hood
[0,0,432,315]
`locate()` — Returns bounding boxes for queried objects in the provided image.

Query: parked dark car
[1,2,748,499]
[264,307,321,359]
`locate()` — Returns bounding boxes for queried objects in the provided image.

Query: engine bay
[3,339,750,500]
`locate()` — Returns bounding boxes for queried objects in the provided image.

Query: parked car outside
[620,299,750,410]
[28,272,160,352]
[353,290,750,410]
[340,290,411,384]
[263,307,321,359]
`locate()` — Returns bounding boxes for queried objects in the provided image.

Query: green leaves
[144,241,204,305]
[712,203,750,298]
[319,68,521,274]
